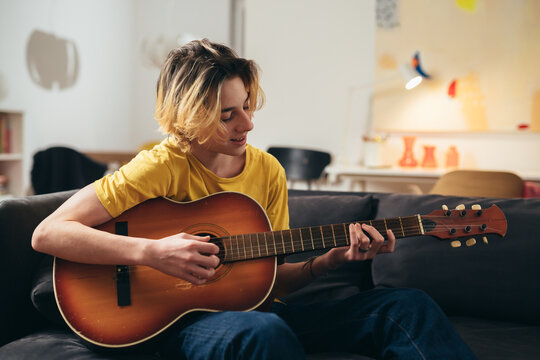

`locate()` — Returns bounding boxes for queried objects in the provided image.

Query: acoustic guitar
[53,192,507,348]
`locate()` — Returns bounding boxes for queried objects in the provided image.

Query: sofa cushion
[0,329,160,360]
[371,193,540,324]
[283,194,375,304]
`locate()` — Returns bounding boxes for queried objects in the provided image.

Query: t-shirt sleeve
[94,150,175,218]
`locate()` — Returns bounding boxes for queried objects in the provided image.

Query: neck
[190,145,246,178]
[215,215,424,263]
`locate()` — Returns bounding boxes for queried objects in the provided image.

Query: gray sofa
[1,189,539,359]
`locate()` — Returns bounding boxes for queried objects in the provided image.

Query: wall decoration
[376,0,400,29]
[140,33,197,69]
[26,29,79,90]
[455,0,477,13]
[372,0,540,133]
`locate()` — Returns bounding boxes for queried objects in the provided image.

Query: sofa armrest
[0,190,76,346]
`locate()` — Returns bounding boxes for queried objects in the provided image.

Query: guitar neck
[216,215,424,263]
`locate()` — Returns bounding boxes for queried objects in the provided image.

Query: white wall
[0,0,231,192]
[244,0,376,166]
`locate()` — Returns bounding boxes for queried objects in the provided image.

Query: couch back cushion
[371,193,540,324]
[282,194,376,304]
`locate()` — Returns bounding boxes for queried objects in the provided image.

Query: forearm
[274,253,336,297]
[32,218,149,265]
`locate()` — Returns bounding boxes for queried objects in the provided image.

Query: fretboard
[215,215,423,263]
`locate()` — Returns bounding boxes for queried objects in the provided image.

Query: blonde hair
[155,39,265,151]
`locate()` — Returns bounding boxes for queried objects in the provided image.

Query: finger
[186,263,216,280]
[363,223,385,247]
[349,223,358,247]
[379,229,396,253]
[196,254,221,269]
[181,233,211,241]
[357,223,371,252]
[190,239,220,254]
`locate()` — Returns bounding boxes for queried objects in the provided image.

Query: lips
[230,136,247,146]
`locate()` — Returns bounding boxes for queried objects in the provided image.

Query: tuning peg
[442,204,449,210]
[472,204,482,210]
[455,204,465,210]
[451,240,462,248]
[466,238,477,247]
[482,236,488,244]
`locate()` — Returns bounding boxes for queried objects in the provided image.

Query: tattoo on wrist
[302,256,318,279]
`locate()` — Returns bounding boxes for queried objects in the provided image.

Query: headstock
[421,204,507,247]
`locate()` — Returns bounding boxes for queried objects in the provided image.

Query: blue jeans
[159,288,476,360]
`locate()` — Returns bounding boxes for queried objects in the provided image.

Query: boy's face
[204,76,254,157]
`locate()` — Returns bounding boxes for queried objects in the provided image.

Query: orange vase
[422,145,437,168]
[445,146,459,168]
[398,136,418,167]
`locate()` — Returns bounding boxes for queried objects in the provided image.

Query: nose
[236,109,254,132]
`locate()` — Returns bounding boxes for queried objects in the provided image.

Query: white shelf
[0,153,23,161]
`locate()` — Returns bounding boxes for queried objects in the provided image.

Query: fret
[289,228,302,253]
[401,216,422,237]
[385,218,402,239]
[383,218,388,232]
[232,236,238,262]
[280,231,286,254]
[333,224,348,247]
[298,228,305,251]
[343,223,349,245]
[309,227,315,250]
[321,225,334,249]
[320,226,326,248]
[282,230,292,254]
[249,233,255,259]
[271,232,277,256]
[241,234,247,259]
[264,232,269,256]
[256,233,261,257]
[331,225,337,247]
[371,220,387,237]
[398,217,405,237]
[289,229,295,252]
[300,228,313,250]
[234,234,240,259]
[417,215,425,235]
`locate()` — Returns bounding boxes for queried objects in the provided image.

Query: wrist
[304,254,339,279]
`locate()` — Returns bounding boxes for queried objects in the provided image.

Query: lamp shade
[399,64,422,90]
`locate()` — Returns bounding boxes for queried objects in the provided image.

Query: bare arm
[274,223,395,297]
[31,184,220,285]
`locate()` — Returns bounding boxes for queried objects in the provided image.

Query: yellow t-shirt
[94,138,289,231]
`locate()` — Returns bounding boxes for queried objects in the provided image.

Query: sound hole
[194,232,231,283]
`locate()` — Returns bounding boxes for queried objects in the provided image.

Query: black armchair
[267,147,331,190]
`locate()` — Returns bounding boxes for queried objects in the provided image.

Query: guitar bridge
[115,222,131,307]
